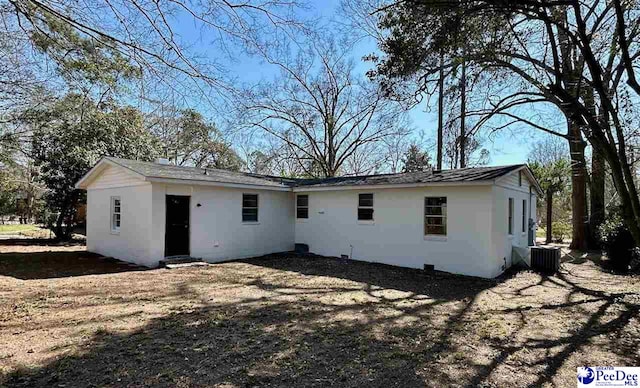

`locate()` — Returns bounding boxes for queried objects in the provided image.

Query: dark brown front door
[165,195,190,257]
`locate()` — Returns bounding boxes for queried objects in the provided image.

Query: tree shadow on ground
[2,253,638,387]
[0,250,147,280]
[0,238,85,247]
[240,253,495,301]
[2,297,445,387]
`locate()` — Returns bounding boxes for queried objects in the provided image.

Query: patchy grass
[0,225,40,234]
[0,245,639,387]
[0,225,53,239]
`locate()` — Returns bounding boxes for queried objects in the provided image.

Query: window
[111,196,121,233]
[296,195,309,219]
[518,171,522,186]
[242,194,258,222]
[522,199,527,233]
[425,197,447,235]
[358,193,374,221]
[508,198,514,235]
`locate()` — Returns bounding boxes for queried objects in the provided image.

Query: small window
[425,197,447,235]
[242,194,258,222]
[358,193,374,221]
[508,198,514,235]
[519,171,522,186]
[522,199,527,233]
[296,195,309,219]
[111,196,121,233]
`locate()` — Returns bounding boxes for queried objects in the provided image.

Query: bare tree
[5,0,308,103]
[239,39,407,178]
[370,0,640,249]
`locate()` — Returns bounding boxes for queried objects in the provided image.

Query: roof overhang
[144,177,291,191]
[516,165,544,196]
[75,157,292,191]
[292,180,494,192]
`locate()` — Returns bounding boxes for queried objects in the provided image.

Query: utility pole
[459,58,467,169]
[437,52,444,170]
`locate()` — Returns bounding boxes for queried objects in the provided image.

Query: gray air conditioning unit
[530,247,561,273]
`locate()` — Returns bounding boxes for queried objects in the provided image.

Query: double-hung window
[358,193,374,221]
[242,194,259,222]
[111,196,121,233]
[424,197,447,236]
[296,195,309,219]
[508,198,514,235]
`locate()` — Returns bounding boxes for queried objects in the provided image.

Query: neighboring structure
[76,157,542,278]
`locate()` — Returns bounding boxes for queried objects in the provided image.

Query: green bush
[598,210,637,271]
[551,221,571,242]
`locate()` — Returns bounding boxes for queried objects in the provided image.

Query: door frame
[164,194,191,257]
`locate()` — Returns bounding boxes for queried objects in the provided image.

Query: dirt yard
[0,243,638,387]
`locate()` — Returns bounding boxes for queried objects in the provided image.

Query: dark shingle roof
[106,157,294,188]
[102,157,528,190]
[292,165,525,188]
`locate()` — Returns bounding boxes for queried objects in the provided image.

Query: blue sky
[173,0,554,166]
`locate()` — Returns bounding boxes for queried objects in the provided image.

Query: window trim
[522,199,527,233]
[110,196,121,234]
[242,193,259,223]
[508,197,514,235]
[357,193,374,222]
[424,196,447,237]
[296,194,309,219]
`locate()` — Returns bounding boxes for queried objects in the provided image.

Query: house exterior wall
[83,163,539,278]
[490,172,538,272]
[293,185,498,278]
[86,181,154,266]
[149,183,295,264]
[86,165,146,189]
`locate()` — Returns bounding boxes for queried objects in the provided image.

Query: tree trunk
[437,53,444,171]
[589,147,606,248]
[459,58,466,169]
[568,120,588,250]
[54,193,77,241]
[546,189,553,244]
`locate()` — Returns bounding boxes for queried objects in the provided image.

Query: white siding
[83,163,540,278]
[491,170,538,271]
[294,185,497,278]
[149,183,295,263]
[87,165,146,189]
[86,184,154,266]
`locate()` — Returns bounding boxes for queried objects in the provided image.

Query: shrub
[551,221,571,242]
[598,211,637,271]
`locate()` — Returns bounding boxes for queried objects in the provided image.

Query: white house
[75,157,542,278]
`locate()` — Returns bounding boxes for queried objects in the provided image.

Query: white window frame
[357,193,374,222]
[110,196,121,234]
[296,194,309,219]
[522,199,527,233]
[242,193,259,223]
[424,197,447,236]
[508,197,514,235]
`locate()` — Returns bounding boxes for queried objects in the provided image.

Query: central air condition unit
[530,246,561,273]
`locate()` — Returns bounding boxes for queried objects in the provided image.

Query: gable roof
[75,157,294,190]
[76,157,542,194]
